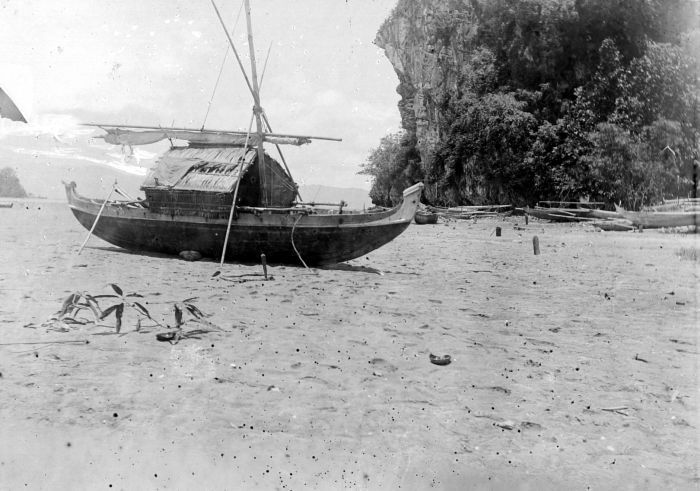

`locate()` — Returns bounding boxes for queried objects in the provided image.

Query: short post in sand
[261,253,268,280]
[77,181,116,255]
[525,214,529,225]
[533,235,540,255]
[496,226,502,237]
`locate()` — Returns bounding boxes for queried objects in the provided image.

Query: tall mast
[243,0,269,206]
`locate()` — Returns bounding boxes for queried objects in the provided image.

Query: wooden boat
[523,206,594,222]
[592,220,635,232]
[0,203,13,209]
[66,1,423,266]
[587,209,621,220]
[66,180,422,265]
[414,210,438,224]
[614,206,699,229]
[537,200,605,209]
[446,204,512,213]
[647,198,700,211]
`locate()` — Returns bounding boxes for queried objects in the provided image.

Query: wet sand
[0,202,698,489]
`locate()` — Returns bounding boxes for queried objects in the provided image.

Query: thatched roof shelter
[141,145,297,216]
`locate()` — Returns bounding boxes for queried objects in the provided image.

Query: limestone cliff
[375,0,479,171]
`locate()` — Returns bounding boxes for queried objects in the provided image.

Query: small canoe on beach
[0,203,13,209]
[414,210,439,224]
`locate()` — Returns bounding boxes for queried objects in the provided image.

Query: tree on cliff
[366,0,699,208]
[432,92,538,205]
[0,167,28,198]
[360,132,423,207]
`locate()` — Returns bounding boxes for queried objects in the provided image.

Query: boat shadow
[87,246,185,262]
[88,246,271,268]
[319,263,383,275]
[87,246,385,274]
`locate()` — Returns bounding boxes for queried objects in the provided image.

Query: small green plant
[44,284,218,338]
[678,247,699,262]
[47,292,103,331]
[95,284,152,333]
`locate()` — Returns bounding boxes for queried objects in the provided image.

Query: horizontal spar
[84,123,342,142]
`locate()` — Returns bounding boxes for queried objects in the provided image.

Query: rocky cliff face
[375,0,479,169]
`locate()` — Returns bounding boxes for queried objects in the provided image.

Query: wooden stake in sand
[77,182,115,255]
[261,253,268,280]
[533,235,540,255]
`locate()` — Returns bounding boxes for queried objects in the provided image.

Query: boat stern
[394,182,425,222]
[397,182,424,222]
[63,181,78,206]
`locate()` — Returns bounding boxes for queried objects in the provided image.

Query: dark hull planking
[66,182,423,266]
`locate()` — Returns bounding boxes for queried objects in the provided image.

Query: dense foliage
[363,0,699,208]
[0,167,27,198]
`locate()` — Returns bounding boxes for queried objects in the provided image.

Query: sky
[0,0,401,199]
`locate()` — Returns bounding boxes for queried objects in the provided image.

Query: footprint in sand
[298,375,332,387]
[368,358,398,373]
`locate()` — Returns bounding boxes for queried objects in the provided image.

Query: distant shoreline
[0,196,61,204]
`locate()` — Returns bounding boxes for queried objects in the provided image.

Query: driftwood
[0,339,89,346]
[601,406,630,416]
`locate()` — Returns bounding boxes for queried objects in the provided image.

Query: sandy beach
[0,201,698,489]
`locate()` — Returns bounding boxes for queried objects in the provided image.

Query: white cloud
[0,0,400,191]
[0,114,89,140]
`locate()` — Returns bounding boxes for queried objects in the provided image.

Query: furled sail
[98,127,311,147]
[0,87,27,123]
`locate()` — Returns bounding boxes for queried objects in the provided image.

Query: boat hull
[414,211,438,225]
[66,182,423,265]
[523,207,593,222]
[616,210,699,228]
[592,220,635,231]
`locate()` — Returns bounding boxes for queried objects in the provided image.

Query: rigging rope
[291,214,310,270]
[201,1,245,130]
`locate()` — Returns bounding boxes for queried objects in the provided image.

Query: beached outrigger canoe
[65,179,422,266]
[614,206,699,229]
[66,0,423,265]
